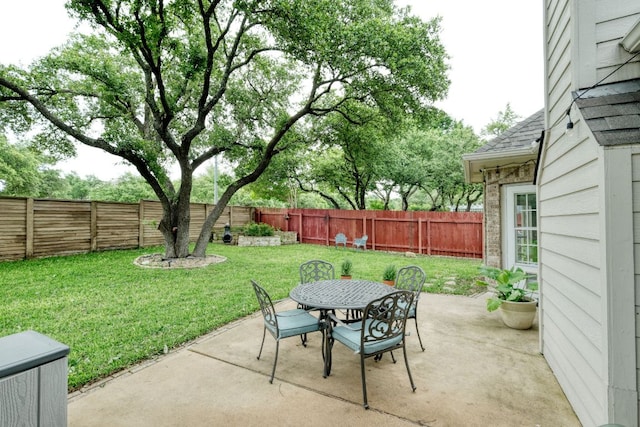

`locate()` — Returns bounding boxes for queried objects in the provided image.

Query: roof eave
[463,146,539,183]
[621,17,640,53]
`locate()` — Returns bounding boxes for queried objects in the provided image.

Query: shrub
[243,222,275,236]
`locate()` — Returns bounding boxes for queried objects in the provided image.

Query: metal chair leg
[414,317,425,351]
[257,326,267,360]
[360,354,369,409]
[270,340,279,384]
[402,346,417,392]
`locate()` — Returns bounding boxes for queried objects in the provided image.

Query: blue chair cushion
[397,300,417,319]
[407,306,416,318]
[270,309,321,339]
[332,319,403,355]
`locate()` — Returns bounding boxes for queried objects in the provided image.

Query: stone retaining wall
[237,236,281,247]
[274,231,298,245]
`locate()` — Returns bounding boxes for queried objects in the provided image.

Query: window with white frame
[503,184,538,271]
[514,193,537,265]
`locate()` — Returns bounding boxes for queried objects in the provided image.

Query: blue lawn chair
[353,235,368,250]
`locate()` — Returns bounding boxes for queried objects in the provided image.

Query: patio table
[289,279,394,377]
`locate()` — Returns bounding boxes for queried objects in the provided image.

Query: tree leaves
[0,0,450,257]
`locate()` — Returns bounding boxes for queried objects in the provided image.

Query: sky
[0,0,544,181]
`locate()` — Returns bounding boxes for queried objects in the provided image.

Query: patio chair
[353,235,368,250]
[299,259,335,283]
[327,290,416,409]
[395,265,426,351]
[298,259,337,322]
[251,280,324,383]
[335,233,347,248]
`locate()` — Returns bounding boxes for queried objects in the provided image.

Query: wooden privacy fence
[255,208,483,259]
[0,197,253,261]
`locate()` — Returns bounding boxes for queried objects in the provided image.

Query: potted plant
[382,264,396,286]
[477,265,539,330]
[340,259,353,279]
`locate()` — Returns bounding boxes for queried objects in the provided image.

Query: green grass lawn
[0,243,482,391]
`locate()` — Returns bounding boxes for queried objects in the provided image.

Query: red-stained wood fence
[255,208,483,259]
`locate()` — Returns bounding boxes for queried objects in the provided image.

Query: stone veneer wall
[274,231,298,245]
[483,162,536,268]
[237,236,281,247]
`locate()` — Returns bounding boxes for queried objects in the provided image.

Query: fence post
[418,218,423,255]
[371,217,375,251]
[427,219,431,255]
[26,198,34,259]
[325,213,329,246]
[298,213,304,243]
[90,201,97,252]
[139,200,145,248]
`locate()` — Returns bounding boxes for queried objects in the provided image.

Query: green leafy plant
[477,265,538,312]
[341,259,353,276]
[382,264,397,281]
[243,222,275,236]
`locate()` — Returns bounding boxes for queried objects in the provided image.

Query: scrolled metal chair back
[361,290,414,344]
[299,259,335,283]
[395,266,427,351]
[251,280,277,331]
[395,265,426,293]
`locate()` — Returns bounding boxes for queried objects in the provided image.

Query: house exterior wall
[572,1,638,88]
[593,2,640,82]
[542,0,640,425]
[631,151,640,424]
[483,163,537,268]
[539,122,605,427]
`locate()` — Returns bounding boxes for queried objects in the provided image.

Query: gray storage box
[0,330,70,427]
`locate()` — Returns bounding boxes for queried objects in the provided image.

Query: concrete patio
[67,293,580,426]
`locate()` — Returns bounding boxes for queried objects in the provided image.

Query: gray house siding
[632,151,640,423]
[542,0,640,425]
[545,0,573,133]
[595,3,640,82]
[538,128,604,426]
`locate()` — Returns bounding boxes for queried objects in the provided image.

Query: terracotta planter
[382,280,395,286]
[499,299,538,329]
[341,275,352,280]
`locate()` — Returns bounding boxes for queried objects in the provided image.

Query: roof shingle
[474,109,544,154]
[575,79,640,146]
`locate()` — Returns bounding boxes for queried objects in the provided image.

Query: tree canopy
[481,102,521,139]
[0,134,71,197]
[0,0,449,258]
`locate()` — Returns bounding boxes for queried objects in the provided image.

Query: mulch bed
[134,253,227,269]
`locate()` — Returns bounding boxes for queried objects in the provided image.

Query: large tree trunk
[157,200,191,259]
[401,193,409,211]
[193,189,235,257]
[157,173,193,259]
